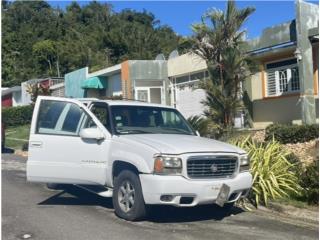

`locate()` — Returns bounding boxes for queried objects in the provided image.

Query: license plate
[215,184,230,207]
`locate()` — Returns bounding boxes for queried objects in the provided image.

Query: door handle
[30,141,43,148]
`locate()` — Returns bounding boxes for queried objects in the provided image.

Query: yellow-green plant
[231,137,301,206]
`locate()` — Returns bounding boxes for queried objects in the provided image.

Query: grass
[5,124,30,150]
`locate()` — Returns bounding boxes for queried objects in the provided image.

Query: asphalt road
[2,154,319,240]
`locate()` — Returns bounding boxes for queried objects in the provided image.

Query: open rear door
[27,96,111,185]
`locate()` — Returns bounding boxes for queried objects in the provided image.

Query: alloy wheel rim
[118,180,135,213]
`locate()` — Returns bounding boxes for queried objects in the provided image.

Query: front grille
[187,156,238,179]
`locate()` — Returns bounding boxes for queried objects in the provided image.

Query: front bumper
[139,172,252,206]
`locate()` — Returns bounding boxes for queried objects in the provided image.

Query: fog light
[160,195,174,202]
[180,197,194,204]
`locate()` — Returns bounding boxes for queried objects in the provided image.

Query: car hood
[119,134,246,155]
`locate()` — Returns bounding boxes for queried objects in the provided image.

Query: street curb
[255,202,319,226]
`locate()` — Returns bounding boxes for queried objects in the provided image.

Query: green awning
[81,76,107,89]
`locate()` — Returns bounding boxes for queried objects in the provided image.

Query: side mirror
[80,128,104,140]
[196,131,200,136]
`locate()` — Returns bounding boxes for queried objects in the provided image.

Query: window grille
[265,59,300,97]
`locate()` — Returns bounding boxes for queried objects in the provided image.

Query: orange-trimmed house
[244,0,318,128]
[64,60,168,105]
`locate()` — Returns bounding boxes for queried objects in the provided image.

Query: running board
[76,184,113,197]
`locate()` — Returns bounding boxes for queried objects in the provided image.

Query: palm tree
[191,0,256,127]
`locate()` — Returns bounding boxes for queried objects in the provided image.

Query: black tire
[113,170,147,221]
[46,183,64,190]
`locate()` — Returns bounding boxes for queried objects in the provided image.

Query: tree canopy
[2,0,183,87]
[191,0,256,127]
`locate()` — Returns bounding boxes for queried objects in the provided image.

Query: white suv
[27,96,252,221]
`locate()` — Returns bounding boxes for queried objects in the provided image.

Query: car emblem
[210,164,218,173]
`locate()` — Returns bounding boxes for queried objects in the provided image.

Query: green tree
[191,0,256,127]
[32,40,57,75]
[2,1,180,87]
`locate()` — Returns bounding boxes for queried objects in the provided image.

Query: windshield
[110,105,195,135]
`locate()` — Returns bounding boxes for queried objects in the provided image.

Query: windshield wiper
[117,129,151,134]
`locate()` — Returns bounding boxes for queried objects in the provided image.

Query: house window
[174,71,208,85]
[278,69,288,93]
[176,75,189,84]
[266,59,300,97]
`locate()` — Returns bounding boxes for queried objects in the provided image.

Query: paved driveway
[2,154,318,240]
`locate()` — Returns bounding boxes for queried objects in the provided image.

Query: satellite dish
[168,50,179,59]
[155,53,165,60]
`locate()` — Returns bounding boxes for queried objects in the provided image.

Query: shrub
[265,124,319,144]
[2,105,34,127]
[300,160,319,204]
[218,128,253,143]
[231,137,301,206]
[187,115,223,138]
[187,115,211,136]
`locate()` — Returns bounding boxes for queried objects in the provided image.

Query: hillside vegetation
[2,0,187,87]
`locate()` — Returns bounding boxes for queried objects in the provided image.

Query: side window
[37,100,65,130]
[90,104,111,132]
[37,100,91,136]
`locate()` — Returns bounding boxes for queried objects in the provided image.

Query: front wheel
[113,170,147,221]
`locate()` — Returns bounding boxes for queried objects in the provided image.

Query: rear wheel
[113,170,147,221]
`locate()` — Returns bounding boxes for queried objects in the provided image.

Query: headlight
[239,155,250,172]
[154,155,182,175]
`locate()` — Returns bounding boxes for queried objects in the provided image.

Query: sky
[48,1,318,39]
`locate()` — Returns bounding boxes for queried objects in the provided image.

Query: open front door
[27,96,111,185]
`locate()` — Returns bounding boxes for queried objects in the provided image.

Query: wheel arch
[112,160,140,183]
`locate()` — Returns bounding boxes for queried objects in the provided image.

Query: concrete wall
[168,53,207,77]
[296,0,319,124]
[21,82,31,105]
[297,0,319,30]
[64,67,88,98]
[129,60,168,80]
[244,71,263,101]
[175,87,207,118]
[247,21,296,52]
[252,95,302,128]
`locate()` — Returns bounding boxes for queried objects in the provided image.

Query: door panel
[175,86,206,118]
[28,135,108,184]
[150,88,161,104]
[27,97,109,185]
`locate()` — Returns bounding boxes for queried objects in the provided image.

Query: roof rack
[119,98,147,103]
[75,97,148,103]
[99,96,147,103]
